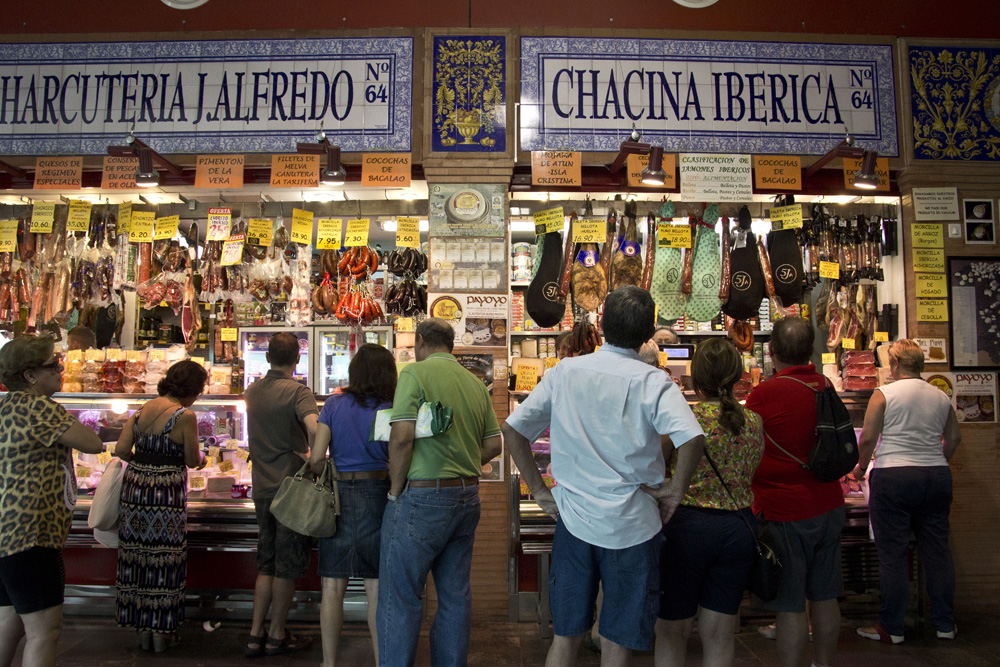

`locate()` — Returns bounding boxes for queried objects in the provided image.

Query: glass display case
[312,325,393,395]
[239,326,313,390]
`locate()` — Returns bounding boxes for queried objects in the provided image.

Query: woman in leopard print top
[0,334,103,667]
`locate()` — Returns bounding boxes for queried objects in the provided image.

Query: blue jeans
[376,484,481,667]
[869,466,956,635]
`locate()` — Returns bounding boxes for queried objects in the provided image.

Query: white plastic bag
[89,458,124,532]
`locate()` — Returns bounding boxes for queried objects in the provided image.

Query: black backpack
[764,375,859,483]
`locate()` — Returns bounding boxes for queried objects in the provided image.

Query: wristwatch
[387,492,399,502]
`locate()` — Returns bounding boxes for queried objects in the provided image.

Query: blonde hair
[889,339,924,375]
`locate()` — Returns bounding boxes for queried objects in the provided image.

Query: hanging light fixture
[321,145,346,186]
[134,145,159,188]
[106,132,182,187]
[640,146,666,185]
[853,150,879,190]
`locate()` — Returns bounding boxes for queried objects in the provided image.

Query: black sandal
[264,632,312,656]
[244,633,267,658]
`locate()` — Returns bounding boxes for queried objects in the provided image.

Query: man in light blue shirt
[504,286,705,667]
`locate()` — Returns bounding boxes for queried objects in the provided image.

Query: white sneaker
[936,625,957,640]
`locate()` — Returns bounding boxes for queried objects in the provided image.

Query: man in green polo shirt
[377,317,502,667]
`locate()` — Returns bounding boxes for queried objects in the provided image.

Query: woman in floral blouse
[654,338,764,667]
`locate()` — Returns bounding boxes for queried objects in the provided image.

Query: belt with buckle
[336,470,390,481]
[407,476,479,488]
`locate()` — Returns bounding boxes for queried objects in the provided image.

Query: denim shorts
[318,478,390,579]
[253,496,313,579]
[549,519,661,651]
[0,546,65,614]
[756,505,846,612]
[658,505,757,619]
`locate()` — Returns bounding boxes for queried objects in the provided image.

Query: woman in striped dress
[114,360,207,652]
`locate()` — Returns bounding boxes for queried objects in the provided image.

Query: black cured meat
[525,231,567,327]
[721,230,766,321]
[766,228,805,305]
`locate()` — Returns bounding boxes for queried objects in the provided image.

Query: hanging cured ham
[685,204,722,323]
[610,200,643,290]
[649,201,687,323]
[720,206,765,321]
[525,229,567,328]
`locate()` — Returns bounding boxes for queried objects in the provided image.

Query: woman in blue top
[309,343,396,667]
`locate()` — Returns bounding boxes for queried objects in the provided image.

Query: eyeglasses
[38,356,64,372]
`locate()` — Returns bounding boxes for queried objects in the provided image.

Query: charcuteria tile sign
[519,37,898,156]
[0,37,412,155]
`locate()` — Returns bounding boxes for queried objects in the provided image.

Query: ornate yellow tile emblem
[432,36,506,152]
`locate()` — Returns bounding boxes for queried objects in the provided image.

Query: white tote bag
[88,458,124,532]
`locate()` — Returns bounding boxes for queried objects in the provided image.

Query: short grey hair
[0,335,55,391]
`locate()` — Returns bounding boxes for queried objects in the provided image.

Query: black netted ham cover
[525,231,567,327]
[767,228,805,305]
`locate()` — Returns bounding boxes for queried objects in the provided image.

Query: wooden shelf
[510,330,565,336]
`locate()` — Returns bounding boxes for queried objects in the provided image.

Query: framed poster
[963,198,995,245]
[947,257,1000,369]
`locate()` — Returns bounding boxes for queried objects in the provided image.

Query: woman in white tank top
[852,340,961,645]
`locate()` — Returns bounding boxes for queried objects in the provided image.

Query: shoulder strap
[162,407,187,435]
[132,406,144,438]
[777,374,826,392]
[703,450,762,547]
[763,430,808,468]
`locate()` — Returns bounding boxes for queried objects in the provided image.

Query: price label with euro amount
[247,218,273,247]
[290,208,314,245]
[220,234,245,266]
[395,217,420,248]
[218,460,235,473]
[658,224,691,248]
[873,331,889,343]
[30,202,55,233]
[0,220,17,253]
[316,218,343,250]
[344,219,370,247]
[819,261,840,280]
[533,207,564,235]
[129,211,155,242]
[117,202,132,236]
[822,353,836,364]
[66,200,92,232]
[155,215,179,240]
[572,219,604,244]
[190,476,206,490]
[514,365,539,392]
[207,207,232,241]
[841,338,856,350]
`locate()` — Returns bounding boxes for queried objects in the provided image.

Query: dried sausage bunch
[567,319,602,356]
[383,279,426,316]
[310,280,340,317]
[387,247,427,277]
[338,246,379,278]
[332,287,384,324]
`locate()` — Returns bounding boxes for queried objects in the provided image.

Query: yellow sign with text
[396,317,414,332]
[514,364,539,392]
[912,247,945,272]
[822,353,836,364]
[912,223,944,248]
[395,217,420,249]
[129,211,155,242]
[30,201,55,233]
[290,209,314,246]
[118,202,132,236]
[917,299,948,322]
[658,224,692,248]
[316,219,343,250]
[626,153,677,188]
[0,220,18,253]
[841,338,856,350]
[843,156,890,191]
[66,200,92,232]
[221,327,238,342]
[531,151,581,187]
[207,207,232,241]
[247,218,273,247]
[154,215,180,240]
[769,204,803,230]
[915,273,947,298]
[344,219,370,247]
[819,261,840,280]
[573,219,604,244]
[754,155,801,190]
[533,207,565,235]
[362,153,411,187]
[873,331,889,343]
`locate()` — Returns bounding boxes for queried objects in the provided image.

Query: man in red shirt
[746,317,845,667]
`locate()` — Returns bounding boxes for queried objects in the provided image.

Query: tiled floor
[8,613,1000,666]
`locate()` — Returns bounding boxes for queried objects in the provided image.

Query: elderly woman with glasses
[0,334,103,667]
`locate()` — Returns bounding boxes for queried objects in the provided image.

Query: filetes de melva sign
[0,37,412,155]
[519,37,897,156]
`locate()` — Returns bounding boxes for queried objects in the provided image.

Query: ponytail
[717,386,746,437]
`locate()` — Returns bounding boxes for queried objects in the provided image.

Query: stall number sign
[66,200,92,232]
[395,217,420,248]
[129,211,155,242]
[533,206,564,235]
[344,219,370,247]
[0,220,17,252]
[220,234,245,266]
[290,208,314,245]
[316,218,343,250]
[769,204,803,231]
[247,218,273,247]
[819,261,840,279]
[658,224,692,248]
[155,215,179,240]
[30,201,55,233]
[207,207,232,241]
[514,365,539,392]
[572,219,604,244]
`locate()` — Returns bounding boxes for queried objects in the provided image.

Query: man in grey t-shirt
[243,332,318,657]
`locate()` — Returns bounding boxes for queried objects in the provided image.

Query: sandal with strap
[245,633,267,658]
[264,632,312,656]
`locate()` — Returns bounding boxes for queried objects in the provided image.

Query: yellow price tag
[66,350,84,362]
[572,219,604,244]
[841,338,856,350]
[316,218,343,250]
[117,202,132,236]
[544,357,560,369]
[395,217,420,249]
[85,348,105,362]
[916,298,948,322]
[208,446,221,459]
[0,220,18,253]
[126,350,143,362]
[769,204,803,231]
[129,211,155,242]
[220,327,238,342]
[344,219,370,247]
[207,207,232,241]
[105,348,124,361]
[396,317,414,333]
[204,456,216,467]
[873,331,889,343]
[76,466,92,478]
[154,214,180,240]
[190,357,206,368]
[658,224,692,248]
[97,451,113,465]
[225,439,239,450]
[533,206,564,235]
[148,349,166,361]
[514,365,539,392]
[247,218,273,247]
[190,476,206,490]
[218,460,235,473]
[819,261,840,280]
[235,448,250,462]
[220,234,246,266]
[290,208,314,245]
[30,202,55,233]
[822,353,836,364]
[67,200,92,232]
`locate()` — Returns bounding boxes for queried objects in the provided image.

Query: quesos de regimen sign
[520,37,897,157]
[0,37,412,155]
